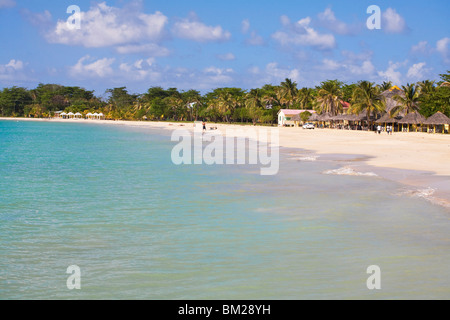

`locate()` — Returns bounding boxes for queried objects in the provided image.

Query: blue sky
[0,0,449,95]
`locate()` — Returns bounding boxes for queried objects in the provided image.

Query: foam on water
[397,187,450,209]
[323,166,378,177]
[289,156,319,161]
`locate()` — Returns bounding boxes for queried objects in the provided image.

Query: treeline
[1,71,449,123]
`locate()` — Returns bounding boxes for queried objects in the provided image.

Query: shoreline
[2,117,449,209]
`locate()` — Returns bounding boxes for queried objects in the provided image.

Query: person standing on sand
[377,125,381,134]
[202,121,206,132]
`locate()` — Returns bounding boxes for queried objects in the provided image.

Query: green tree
[0,86,32,116]
[350,81,385,128]
[298,88,315,109]
[379,81,393,92]
[391,83,421,117]
[315,80,343,115]
[278,78,298,108]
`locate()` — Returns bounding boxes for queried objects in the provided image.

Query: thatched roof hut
[331,114,346,121]
[381,88,405,116]
[317,112,334,121]
[397,112,426,124]
[375,113,402,124]
[309,113,319,121]
[342,114,359,121]
[423,112,450,125]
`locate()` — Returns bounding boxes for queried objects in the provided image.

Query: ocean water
[0,120,449,300]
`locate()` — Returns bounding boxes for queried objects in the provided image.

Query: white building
[278,109,316,126]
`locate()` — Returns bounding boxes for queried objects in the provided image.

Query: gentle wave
[323,167,378,177]
[397,188,450,209]
[289,156,318,162]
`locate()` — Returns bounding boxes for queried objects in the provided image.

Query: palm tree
[390,83,421,117]
[245,89,264,124]
[279,78,298,108]
[217,92,240,123]
[298,88,314,109]
[245,89,263,109]
[418,80,436,95]
[379,81,393,92]
[315,80,343,115]
[350,81,385,128]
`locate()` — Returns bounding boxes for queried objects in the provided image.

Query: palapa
[375,113,401,124]
[317,112,334,121]
[423,112,450,125]
[397,112,426,124]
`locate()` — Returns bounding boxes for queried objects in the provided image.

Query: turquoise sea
[0,120,449,299]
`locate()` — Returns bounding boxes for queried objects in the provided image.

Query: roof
[278,109,316,116]
[340,101,351,109]
[389,85,402,91]
[423,112,450,125]
[397,112,426,124]
[375,113,402,124]
[317,112,334,121]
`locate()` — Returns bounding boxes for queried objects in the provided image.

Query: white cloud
[322,59,340,71]
[318,8,354,35]
[247,62,301,86]
[69,56,115,78]
[217,53,236,61]
[320,51,375,78]
[21,9,52,27]
[47,2,168,48]
[272,16,335,50]
[246,31,265,46]
[5,59,23,70]
[66,56,236,90]
[0,0,15,9]
[203,67,234,84]
[240,19,264,46]
[436,37,450,63]
[241,19,250,34]
[280,15,291,27]
[173,13,231,42]
[382,8,408,34]
[378,61,406,85]
[411,41,430,54]
[0,59,31,83]
[406,62,431,81]
[115,43,170,56]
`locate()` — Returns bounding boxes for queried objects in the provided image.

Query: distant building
[278,109,316,126]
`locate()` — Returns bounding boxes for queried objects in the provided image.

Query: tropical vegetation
[0,71,449,123]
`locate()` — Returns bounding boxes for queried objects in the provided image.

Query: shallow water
[0,120,449,299]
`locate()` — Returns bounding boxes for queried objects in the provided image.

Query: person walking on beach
[202,121,206,132]
[377,125,382,134]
